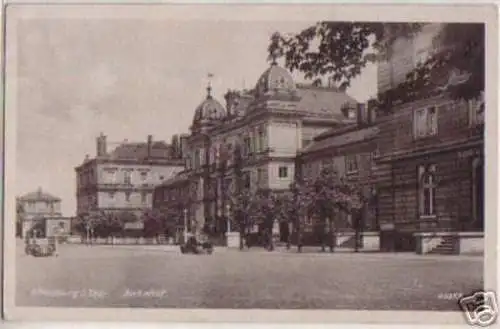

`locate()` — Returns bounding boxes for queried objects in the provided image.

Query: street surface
[16,240,482,310]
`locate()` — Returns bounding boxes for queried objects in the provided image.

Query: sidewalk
[67,243,483,260]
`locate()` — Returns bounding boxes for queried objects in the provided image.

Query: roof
[301,125,379,155]
[18,188,61,202]
[157,171,189,188]
[296,85,358,121]
[192,90,226,127]
[108,141,173,160]
[255,63,296,96]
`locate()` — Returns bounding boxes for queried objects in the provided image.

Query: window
[141,192,147,204]
[346,155,358,173]
[257,168,265,185]
[140,172,148,181]
[418,164,437,217]
[243,172,251,189]
[469,92,485,127]
[258,130,266,152]
[125,192,131,202]
[108,192,115,199]
[194,149,201,168]
[278,166,288,178]
[244,137,251,156]
[414,106,438,138]
[124,171,132,185]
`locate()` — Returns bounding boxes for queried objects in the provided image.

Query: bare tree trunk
[239,225,245,250]
[267,219,274,251]
[328,216,335,253]
[320,216,327,252]
[297,219,303,253]
[286,221,292,250]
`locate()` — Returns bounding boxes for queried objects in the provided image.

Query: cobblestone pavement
[16,240,483,310]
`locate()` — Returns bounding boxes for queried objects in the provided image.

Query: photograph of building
[16,187,69,238]
[75,134,185,221]
[7,4,491,322]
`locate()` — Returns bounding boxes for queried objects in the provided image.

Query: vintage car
[180,235,214,255]
[25,237,56,257]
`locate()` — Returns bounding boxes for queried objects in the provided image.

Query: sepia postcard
[2,2,498,326]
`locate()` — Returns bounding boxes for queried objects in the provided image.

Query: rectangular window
[244,137,251,156]
[108,192,115,199]
[125,192,131,202]
[278,166,288,178]
[194,149,201,168]
[124,171,132,185]
[243,172,251,189]
[258,130,266,152]
[257,168,265,185]
[414,106,438,138]
[346,155,358,173]
[140,172,148,181]
[141,192,147,204]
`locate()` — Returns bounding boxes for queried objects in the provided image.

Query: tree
[142,209,166,242]
[285,164,365,253]
[268,22,484,108]
[229,187,256,250]
[280,179,316,252]
[117,211,139,223]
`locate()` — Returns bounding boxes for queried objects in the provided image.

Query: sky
[13,18,377,216]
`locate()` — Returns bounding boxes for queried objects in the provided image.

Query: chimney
[179,134,189,159]
[96,133,107,157]
[171,134,180,158]
[147,135,153,158]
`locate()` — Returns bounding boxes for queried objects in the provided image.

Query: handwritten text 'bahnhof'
[30,288,168,299]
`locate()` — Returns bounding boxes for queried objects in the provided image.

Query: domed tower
[191,83,226,134]
[251,57,301,112]
[255,61,297,97]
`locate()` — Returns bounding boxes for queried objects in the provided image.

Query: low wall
[458,232,484,255]
[414,232,484,255]
[65,236,176,245]
[414,233,446,255]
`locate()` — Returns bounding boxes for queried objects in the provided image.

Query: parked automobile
[180,235,214,255]
[24,237,56,257]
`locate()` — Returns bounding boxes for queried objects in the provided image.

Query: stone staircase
[428,235,458,255]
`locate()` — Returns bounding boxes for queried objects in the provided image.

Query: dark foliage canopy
[268,22,484,109]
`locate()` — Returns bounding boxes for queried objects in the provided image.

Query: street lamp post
[183,208,188,243]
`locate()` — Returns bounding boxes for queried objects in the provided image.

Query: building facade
[374,22,484,252]
[75,134,185,221]
[376,93,484,250]
[298,103,380,237]
[16,187,63,237]
[377,23,443,94]
[153,61,358,240]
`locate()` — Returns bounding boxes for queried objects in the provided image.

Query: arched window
[418,164,437,217]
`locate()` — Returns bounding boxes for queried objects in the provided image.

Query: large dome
[255,62,296,95]
[192,87,226,127]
